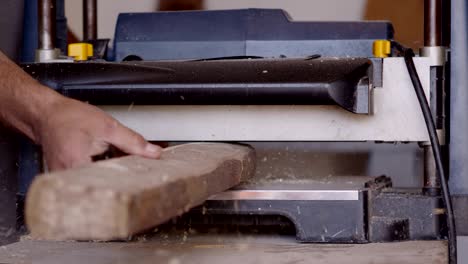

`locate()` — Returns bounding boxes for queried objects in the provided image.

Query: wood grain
[0,237,448,264]
[25,143,255,241]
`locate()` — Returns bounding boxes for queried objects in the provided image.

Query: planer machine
[20,7,461,245]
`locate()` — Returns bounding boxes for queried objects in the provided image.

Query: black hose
[393,42,457,264]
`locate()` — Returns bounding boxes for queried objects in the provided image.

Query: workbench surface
[0,231,448,264]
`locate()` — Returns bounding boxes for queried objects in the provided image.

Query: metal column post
[422,0,447,195]
[35,0,60,62]
[83,0,97,41]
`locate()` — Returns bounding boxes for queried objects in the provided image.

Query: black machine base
[171,176,446,243]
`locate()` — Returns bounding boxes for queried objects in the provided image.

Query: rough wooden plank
[25,143,255,241]
[0,236,449,264]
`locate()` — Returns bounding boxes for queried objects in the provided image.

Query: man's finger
[107,124,162,159]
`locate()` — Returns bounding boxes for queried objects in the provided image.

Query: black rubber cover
[22,57,372,113]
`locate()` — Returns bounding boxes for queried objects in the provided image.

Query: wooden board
[0,235,449,264]
[25,143,255,241]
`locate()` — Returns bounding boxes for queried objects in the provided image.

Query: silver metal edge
[207,190,360,201]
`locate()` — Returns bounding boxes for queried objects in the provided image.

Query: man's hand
[0,50,161,171]
[36,97,162,171]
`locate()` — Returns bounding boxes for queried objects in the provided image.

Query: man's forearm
[0,51,61,142]
[0,50,161,170]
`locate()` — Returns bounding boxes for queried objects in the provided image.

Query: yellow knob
[68,43,94,61]
[373,40,391,58]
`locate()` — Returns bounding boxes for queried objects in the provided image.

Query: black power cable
[392,42,457,264]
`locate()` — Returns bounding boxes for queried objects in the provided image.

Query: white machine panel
[101,58,430,142]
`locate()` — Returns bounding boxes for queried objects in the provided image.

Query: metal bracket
[420,46,447,66]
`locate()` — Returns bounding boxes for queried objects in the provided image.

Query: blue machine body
[113,9,394,61]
